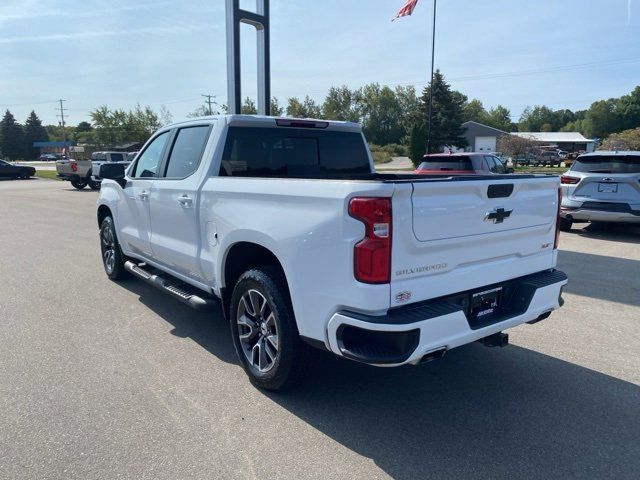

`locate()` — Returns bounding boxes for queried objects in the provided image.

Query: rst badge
[395,291,412,303]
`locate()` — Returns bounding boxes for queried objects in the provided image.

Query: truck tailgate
[391,176,559,307]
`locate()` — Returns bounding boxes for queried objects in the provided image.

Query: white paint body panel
[98,115,564,362]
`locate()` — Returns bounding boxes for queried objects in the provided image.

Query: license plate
[470,287,502,321]
[598,183,618,193]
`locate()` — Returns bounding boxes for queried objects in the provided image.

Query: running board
[124,261,218,311]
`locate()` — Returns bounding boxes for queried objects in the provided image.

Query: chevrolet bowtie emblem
[484,207,512,224]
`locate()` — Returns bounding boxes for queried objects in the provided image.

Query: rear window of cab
[220,126,371,178]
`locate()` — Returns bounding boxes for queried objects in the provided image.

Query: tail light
[348,197,392,284]
[560,175,579,184]
[554,187,562,249]
[70,161,77,172]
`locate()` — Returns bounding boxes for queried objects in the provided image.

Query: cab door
[148,124,213,281]
[117,131,171,257]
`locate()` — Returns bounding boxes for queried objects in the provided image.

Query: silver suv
[559,151,640,230]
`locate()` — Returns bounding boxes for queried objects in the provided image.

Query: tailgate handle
[488,183,514,198]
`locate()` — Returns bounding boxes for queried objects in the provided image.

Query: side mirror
[506,167,515,174]
[100,162,126,187]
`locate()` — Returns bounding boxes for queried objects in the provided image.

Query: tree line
[2,71,639,162]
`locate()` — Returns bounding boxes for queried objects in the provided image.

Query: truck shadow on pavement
[267,345,640,480]
[119,280,238,365]
[120,279,639,479]
[557,250,640,307]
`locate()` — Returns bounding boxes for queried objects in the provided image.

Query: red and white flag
[392,0,419,21]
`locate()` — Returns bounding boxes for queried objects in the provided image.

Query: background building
[511,132,595,153]
[461,121,508,152]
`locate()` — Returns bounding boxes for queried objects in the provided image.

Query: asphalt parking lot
[1,179,639,480]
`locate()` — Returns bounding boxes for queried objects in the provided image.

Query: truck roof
[164,115,362,133]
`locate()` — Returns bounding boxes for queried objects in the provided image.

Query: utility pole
[201,94,216,115]
[56,99,68,156]
[426,0,437,154]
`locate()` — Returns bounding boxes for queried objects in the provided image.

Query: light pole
[426,0,437,154]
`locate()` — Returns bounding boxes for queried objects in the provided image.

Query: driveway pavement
[1,179,638,480]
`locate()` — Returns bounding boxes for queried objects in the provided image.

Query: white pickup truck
[97,115,567,390]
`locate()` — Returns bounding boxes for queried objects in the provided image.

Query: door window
[486,156,506,173]
[163,126,210,178]
[132,132,169,178]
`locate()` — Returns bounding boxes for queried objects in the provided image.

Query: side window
[486,156,505,173]
[109,153,124,163]
[164,126,210,178]
[132,132,169,178]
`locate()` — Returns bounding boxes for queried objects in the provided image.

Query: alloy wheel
[236,289,279,372]
[100,223,116,274]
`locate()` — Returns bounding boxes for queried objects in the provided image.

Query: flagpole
[426,0,437,153]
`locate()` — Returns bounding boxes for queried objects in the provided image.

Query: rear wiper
[587,169,612,173]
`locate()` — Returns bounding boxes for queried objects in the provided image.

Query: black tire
[70,179,87,190]
[559,217,573,232]
[99,216,128,280]
[230,267,312,391]
[88,179,101,190]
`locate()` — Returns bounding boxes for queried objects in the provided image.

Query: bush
[600,128,640,151]
[368,144,392,164]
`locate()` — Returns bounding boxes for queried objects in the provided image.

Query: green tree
[322,86,362,122]
[395,85,420,140]
[89,104,162,147]
[485,105,512,132]
[582,99,621,138]
[270,97,284,116]
[463,99,488,124]
[241,97,258,115]
[408,122,427,166]
[419,70,468,153]
[286,96,322,118]
[75,121,92,135]
[0,110,24,160]
[23,111,49,160]
[360,83,404,145]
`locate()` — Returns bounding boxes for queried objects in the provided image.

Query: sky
[0,0,639,126]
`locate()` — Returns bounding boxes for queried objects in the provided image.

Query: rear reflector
[275,118,329,129]
[560,175,579,184]
[348,197,392,284]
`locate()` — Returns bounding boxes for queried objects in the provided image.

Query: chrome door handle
[139,191,149,200]
[177,195,193,207]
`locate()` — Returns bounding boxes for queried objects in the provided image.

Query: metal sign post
[226,0,271,115]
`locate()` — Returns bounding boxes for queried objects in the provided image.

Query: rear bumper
[326,269,567,366]
[57,173,82,181]
[561,207,640,223]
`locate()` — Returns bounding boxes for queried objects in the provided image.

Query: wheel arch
[97,204,112,227]
[220,241,290,320]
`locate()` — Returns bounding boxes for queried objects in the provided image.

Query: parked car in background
[38,153,58,162]
[56,151,132,190]
[559,151,640,230]
[0,159,36,179]
[97,115,566,390]
[513,153,536,166]
[415,153,513,175]
[56,158,99,190]
[535,150,562,167]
